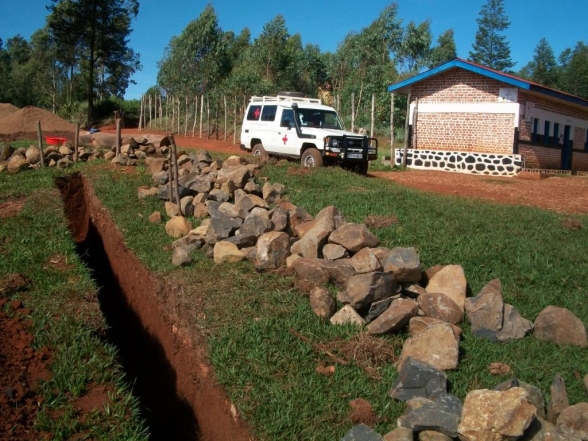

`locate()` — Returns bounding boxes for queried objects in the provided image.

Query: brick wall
[572,151,588,171]
[414,113,513,153]
[518,145,561,169]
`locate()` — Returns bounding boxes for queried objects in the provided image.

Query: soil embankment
[57,173,252,441]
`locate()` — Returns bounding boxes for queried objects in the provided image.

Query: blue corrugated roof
[388,58,588,108]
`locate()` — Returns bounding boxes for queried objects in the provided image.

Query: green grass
[0,164,148,440]
[84,159,588,440]
[5,154,587,440]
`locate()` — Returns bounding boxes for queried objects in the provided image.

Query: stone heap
[0,134,166,173]
[139,150,588,441]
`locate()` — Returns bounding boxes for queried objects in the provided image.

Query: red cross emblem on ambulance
[282,134,288,145]
[254,108,260,119]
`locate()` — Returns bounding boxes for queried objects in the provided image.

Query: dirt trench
[56,173,252,441]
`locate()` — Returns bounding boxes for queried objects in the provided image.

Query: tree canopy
[47,0,141,124]
[468,0,515,71]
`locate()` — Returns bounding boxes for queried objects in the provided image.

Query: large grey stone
[340,424,383,441]
[398,393,462,438]
[340,272,397,310]
[205,212,243,244]
[496,304,534,342]
[465,278,504,341]
[239,212,273,237]
[389,357,448,401]
[379,247,422,283]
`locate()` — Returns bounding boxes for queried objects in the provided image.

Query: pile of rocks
[138,150,588,441]
[0,142,103,173]
[0,134,167,173]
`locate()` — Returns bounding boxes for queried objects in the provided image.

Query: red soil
[0,278,52,441]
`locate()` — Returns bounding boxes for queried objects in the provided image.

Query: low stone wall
[394,148,523,177]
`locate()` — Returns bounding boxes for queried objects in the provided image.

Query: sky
[1,0,587,100]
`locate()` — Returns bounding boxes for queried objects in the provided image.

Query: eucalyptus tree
[468,0,515,71]
[518,38,558,87]
[47,0,141,123]
[157,4,227,97]
[397,20,433,74]
[558,42,588,99]
[429,29,457,68]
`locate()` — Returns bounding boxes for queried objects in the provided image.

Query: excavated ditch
[56,173,251,441]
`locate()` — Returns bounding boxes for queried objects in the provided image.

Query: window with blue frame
[532,118,539,142]
[543,121,550,145]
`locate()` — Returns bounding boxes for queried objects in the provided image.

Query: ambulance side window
[247,106,262,121]
[261,105,277,121]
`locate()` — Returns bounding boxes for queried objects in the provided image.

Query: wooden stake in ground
[74,122,79,162]
[115,118,121,156]
[370,93,375,138]
[169,134,182,216]
[351,92,355,133]
[233,95,237,145]
[402,92,411,167]
[36,121,45,167]
[390,93,395,162]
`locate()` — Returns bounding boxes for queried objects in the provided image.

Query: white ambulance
[240,92,378,174]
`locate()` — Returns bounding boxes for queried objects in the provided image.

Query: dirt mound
[0,103,19,120]
[0,106,76,141]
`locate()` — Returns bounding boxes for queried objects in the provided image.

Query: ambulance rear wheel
[301,148,323,168]
[252,143,269,161]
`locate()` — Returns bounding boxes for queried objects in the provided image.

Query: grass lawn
[0,150,148,440]
[3,146,587,440]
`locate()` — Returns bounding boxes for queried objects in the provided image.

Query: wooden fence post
[138,94,143,132]
[36,121,45,168]
[370,93,375,138]
[402,93,411,167]
[191,95,197,137]
[351,93,355,133]
[74,122,79,162]
[184,95,188,136]
[199,95,204,138]
[390,93,394,163]
[233,95,237,145]
[169,134,182,216]
[223,94,227,142]
[115,118,121,156]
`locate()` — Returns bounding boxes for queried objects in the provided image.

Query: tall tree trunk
[87,0,98,125]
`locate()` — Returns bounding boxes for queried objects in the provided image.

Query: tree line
[0,0,587,132]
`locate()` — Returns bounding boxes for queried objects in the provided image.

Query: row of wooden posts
[136,92,412,164]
